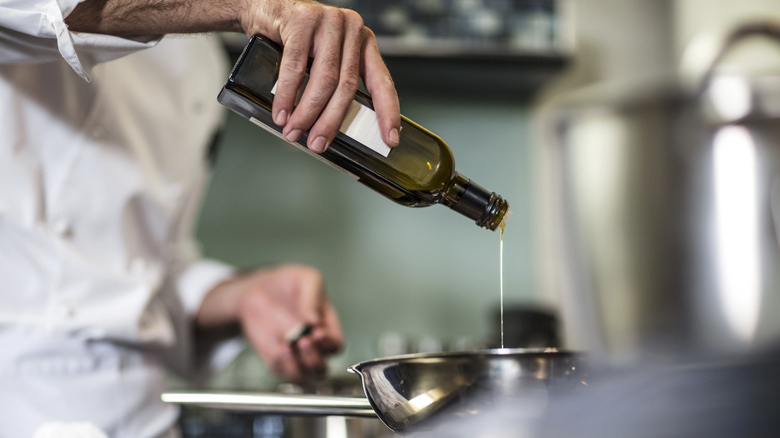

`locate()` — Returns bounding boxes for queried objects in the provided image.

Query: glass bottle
[218,35,510,231]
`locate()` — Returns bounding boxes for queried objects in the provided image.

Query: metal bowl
[348,348,588,433]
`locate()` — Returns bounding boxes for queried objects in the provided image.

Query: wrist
[238,0,288,40]
[195,274,251,328]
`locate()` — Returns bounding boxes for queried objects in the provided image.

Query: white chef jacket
[0,1,236,436]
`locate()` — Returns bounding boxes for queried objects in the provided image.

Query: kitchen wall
[196,91,539,388]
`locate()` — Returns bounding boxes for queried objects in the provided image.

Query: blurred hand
[197,264,344,384]
[240,0,401,153]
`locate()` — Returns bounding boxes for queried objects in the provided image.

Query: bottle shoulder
[383,116,456,193]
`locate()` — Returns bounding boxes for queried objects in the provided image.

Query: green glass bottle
[218,35,510,231]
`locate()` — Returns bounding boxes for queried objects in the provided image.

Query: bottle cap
[450,178,510,231]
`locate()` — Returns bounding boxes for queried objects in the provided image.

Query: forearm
[64,0,246,37]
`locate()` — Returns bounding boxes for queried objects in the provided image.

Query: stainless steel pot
[163,349,587,434]
[544,21,780,362]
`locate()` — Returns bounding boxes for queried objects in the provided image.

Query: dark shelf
[381,49,567,99]
[221,33,568,101]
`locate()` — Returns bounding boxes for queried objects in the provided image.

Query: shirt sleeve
[167,157,236,320]
[0,0,160,81]
[175,257,236,318]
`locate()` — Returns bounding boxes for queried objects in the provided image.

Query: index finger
[360,30,401,147]
[273,34,312,127]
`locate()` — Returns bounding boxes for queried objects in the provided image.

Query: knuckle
[340,75,360,95]
[282,58,308,78]
[293,7,322,30]
[319,71,340,92]
[324,6,346,25]
[362,26,376,41]
[341,8,364,28]
[294,1,317,16]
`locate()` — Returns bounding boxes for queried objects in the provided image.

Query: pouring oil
[218,35,510,231]
[499,223,505,349]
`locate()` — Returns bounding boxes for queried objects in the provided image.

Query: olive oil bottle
[218,35,510,231]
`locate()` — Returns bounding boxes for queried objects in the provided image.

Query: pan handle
[161,391,377,418]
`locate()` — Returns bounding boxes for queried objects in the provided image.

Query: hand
[65,0,401,154]
[197,264,344,384]
[240,0,401,153]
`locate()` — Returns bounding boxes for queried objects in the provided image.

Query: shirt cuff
[45,0,160,81]
[176,259,236,318]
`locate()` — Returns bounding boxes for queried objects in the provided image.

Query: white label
[249,117,360,181]
[271,81,392,158]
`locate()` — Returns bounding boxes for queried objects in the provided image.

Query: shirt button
[51,218,73,238]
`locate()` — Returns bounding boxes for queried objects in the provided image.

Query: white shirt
[0,1,235,436]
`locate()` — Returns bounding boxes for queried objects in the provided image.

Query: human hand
[239,0,401,153]
[64,0,400,153]
[211,264,343,384]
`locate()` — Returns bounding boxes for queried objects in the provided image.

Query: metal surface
[348,348,587,432]
[545,20,780,362]
[162,349,587,434]
[161,392,376,417]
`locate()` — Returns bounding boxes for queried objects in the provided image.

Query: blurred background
[174,0,780,436]
[190,0,780,395]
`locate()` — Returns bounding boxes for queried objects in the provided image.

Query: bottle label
[248,116,360,181]
[272,81,392,158]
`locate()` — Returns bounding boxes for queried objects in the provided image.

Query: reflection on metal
[406,391,436,412]
[325,416,348,438]
[160,392,376,417]
[709,76,753,121]
[713,126,762,342]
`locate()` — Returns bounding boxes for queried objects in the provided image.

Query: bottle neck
[443,173,510,231]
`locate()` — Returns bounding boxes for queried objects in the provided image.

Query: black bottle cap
[450,179,510,231]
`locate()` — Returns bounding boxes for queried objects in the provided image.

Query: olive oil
[218,35,510,231]
[499,224,505,348]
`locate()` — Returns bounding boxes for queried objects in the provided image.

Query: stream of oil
[499,224,505,349]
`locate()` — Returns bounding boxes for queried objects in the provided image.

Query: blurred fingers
[292,336,328,377]
[313,303,344,354]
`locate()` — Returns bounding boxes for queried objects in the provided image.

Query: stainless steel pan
[163,348,587,433]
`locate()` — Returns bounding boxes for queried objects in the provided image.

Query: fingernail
[389,127,400,146]
[285,129,302,143]
[274,109,287,126]
[310,136,327,153]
